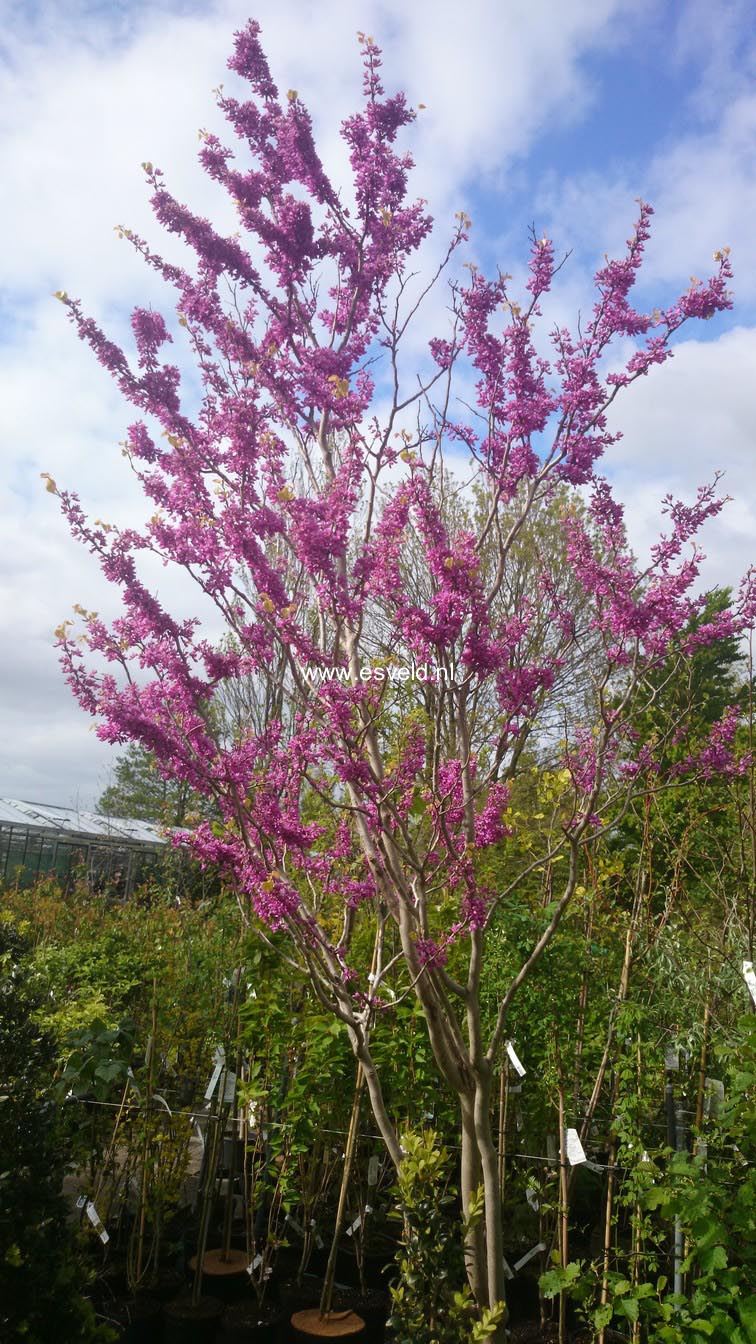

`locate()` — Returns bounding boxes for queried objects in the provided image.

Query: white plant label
[248,1253,263,1274]
[285,1214,304,1236]
[526,1188,539,1212]
[502,1257,514,1281]
[85,1201,109,1244]
[664,1045,679,1071]
[566,1129,587,1165]
[584,1159,604,1175]
[506,1041,526,1077]
[368,1155,380,1186]
[222,1070,237,1105]
[742,960,756,1006]
[513,1242,546,1272]
[346,1215,362,1238]
[204,1062,223,1101]
[76,1194,87,1209]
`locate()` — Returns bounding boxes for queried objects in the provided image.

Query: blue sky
[1,0,755,806]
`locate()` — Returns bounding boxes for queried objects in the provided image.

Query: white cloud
[605,326,756,592]
[532,86,756,308]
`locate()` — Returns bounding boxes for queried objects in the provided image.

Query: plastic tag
[566,1129,586,1165]
[76,1194,87,1209]
[743,960,756,1005]
[368,1155,380,1186]
[526,1188,539,1212]
[584,1159,603,1174]
[664,1045,679,1071]
[204,1062,223,1102]
[513,1241,546,1272]
[285,1214,303,1237]
[345,1215,361,1238]
[222,1070,237,1105]
[502,1257,514,1281]
[85,1201,109,1244]
[506,1041,526,1077]
[248,1253,263,1275]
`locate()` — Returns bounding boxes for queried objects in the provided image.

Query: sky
[1,0,756,809]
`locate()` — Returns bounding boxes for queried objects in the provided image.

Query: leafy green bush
[0,923,112,1343]
[541,1014,756,1344]
[387,1129,505,1344]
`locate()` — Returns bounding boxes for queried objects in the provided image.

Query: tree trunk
[474,1071,509,1338]
[460,1094,487,1306]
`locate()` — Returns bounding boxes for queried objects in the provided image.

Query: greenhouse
[0,797,165,898]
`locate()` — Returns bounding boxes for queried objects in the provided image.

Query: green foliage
[237,934,354,1287]
[387,1129,505,1344]
[0,923,113,1343]
[540,1013,756,1344]
[56,1017,136,1103]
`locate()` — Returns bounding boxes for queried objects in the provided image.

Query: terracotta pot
[289,1308,365,1342]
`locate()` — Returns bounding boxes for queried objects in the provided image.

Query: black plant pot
[334,1244,394,1293]
[106,1293,163,1343]
[503,1260,539,1325]
[147,1268,187,1303]
[163,1292,224,1344]
[276,1272,324,1322]
[219,1299,284,1343]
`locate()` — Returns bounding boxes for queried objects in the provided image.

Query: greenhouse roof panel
[0,797,165,845]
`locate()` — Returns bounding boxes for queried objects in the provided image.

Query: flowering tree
[51,22,753,1330]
